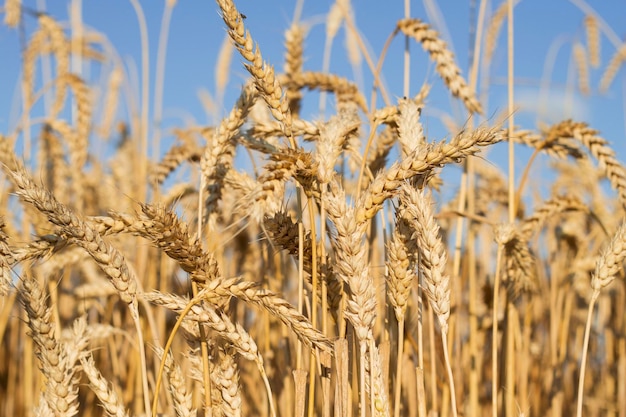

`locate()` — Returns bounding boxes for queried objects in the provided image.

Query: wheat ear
[215,0,292,136]
[577,220,626,417]
[396,18,482,114]
[398,184,458,417]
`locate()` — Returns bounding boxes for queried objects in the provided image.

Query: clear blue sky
[1,0,625,184]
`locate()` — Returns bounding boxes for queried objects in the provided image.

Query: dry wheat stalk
[396,18,482,114]
[512,127,585,159]
[80,354,130,417]
[215,0,292,135]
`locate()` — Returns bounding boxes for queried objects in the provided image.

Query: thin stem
[153,0,175,163]
[394,317,405,417]
[492,244,504,417]
[576,292,599,417]
[442,331,459,417]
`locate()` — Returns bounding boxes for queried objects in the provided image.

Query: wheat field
[1,0,626,416]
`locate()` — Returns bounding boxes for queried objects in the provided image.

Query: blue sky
[1,0,625,189]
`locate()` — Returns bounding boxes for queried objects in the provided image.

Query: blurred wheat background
[1,0,626,416]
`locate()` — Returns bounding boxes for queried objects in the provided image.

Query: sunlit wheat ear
[283,71,368,112]
[599,44,626,93]
[99,66,123,139]
[519,195,588,241]
[150,135,201,185]
[215,0,292,135]
[20,277,82,417]
[573,43,590,95]
[283,23,305,117]
[512,127,586,159]
[315,103,360,184]
[397,97,425,158]
[577,220,626,417]
[485,1,508,65]
[546,120,626,210]
[326,180,376,341]
[202,85,256,222]
[215,33,235,106]
[39,14,70,119]
[356,127,502,224]
[493,223,537,296]
[4,0,21,27]
[155,348,195,417]
[584,15,600,68]
[81,354,130,417]
[211,348,243,417]
[398,185,449,330]
[0,217,12,297]
[396,18,482,114]
[386,216,416,322]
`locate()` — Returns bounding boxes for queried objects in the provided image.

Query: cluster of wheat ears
[1,0,626,416]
